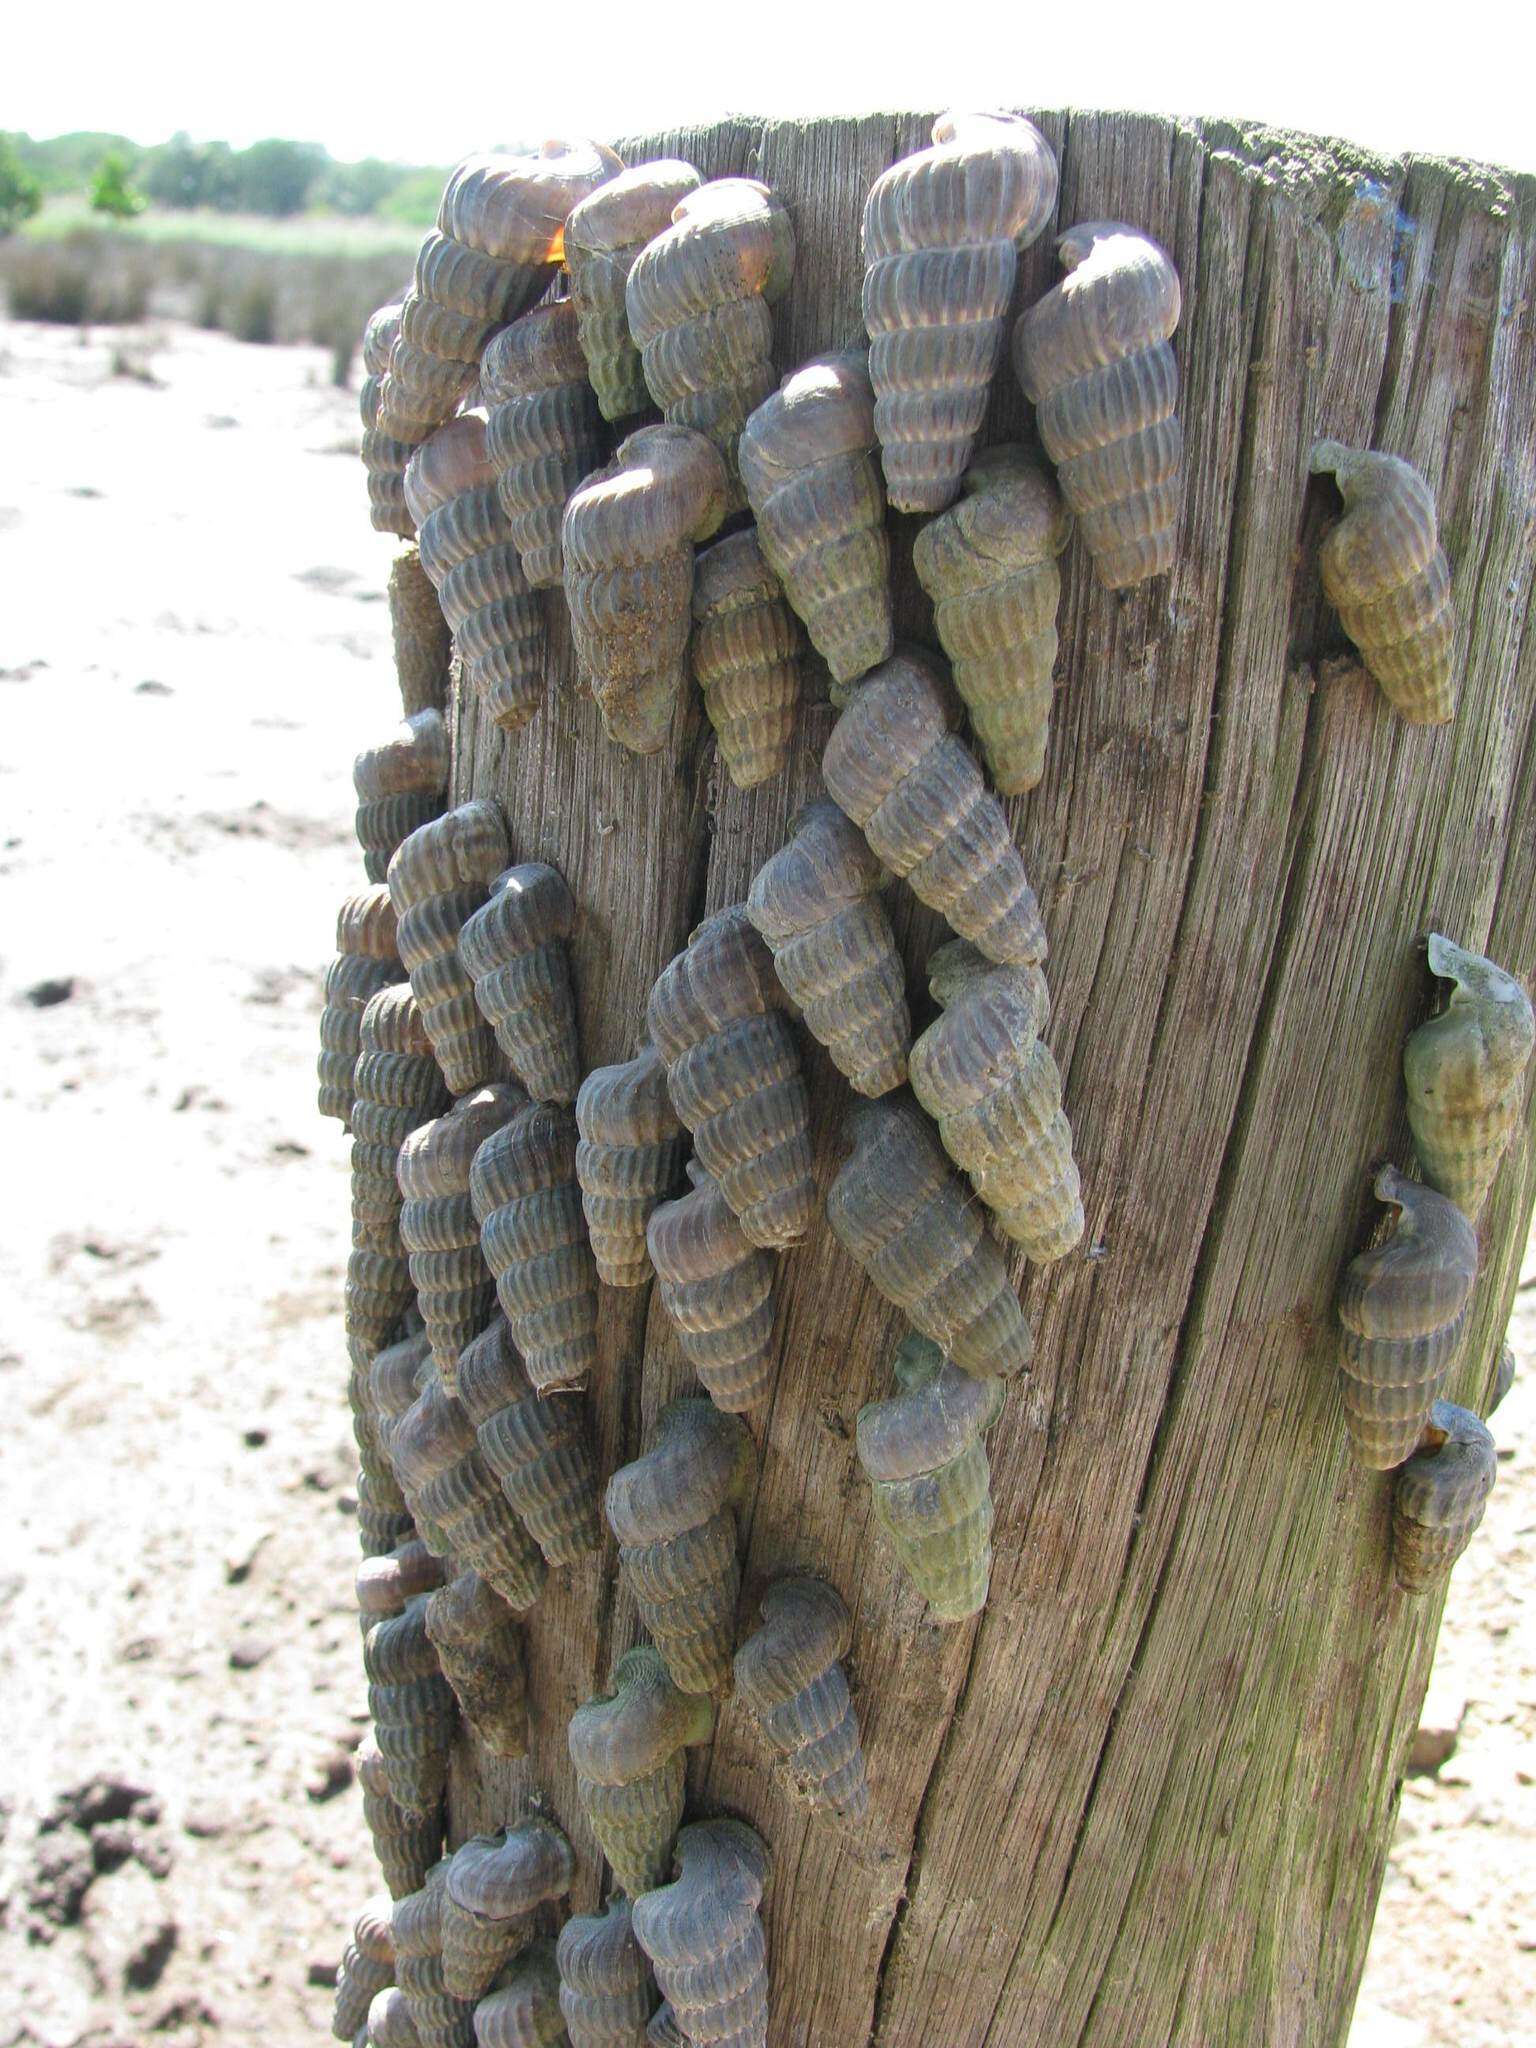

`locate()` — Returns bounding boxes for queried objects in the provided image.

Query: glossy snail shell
[387,801,512,1096]
[557,1895,660,2048]
[455,1317,602,1564]
[863,112,1058,513]
[1392,1400,1497,1595]
[334,1895,397,2042]
[392,1863,477,2048]
[691,528,802,790]
[351,985,451,1256]
[646,1166,778,1413]
[390,546,452,718]
[630,1820,772,2048]
[356,1733,443,1902]
[362,304,416,537]
[482,301,606,589]
[355,711,450,886]
[733,1575,869,1821]
[574,1046,688,1287]
[568,1643,715,1895]
[1404,934,1533,1221]
[320,886,404,1125]
[439,1822,576,2005]
[473,1939,566,2047]
[458,863,581,1105]
[566,160,703,420]
[363,1598,458,1819]
[470,1102,601,1391]
[389,1367,548,1610]
[423,1569,529,1758]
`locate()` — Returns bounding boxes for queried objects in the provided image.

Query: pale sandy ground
[0,321,1529,2047]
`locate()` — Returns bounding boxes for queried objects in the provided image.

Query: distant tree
[90,151,146,220]
[232,138,328,217]
[379,165,452,227]
[322,156,405,217]
[0,133,43,235]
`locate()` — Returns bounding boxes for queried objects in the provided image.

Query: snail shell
[856,1334,1004,1620]
[355,711,450,885]
[356,1732,443,1901]
[387,800,512,1096]
[733,1576,870,1822]
[482,302,606,589]
[459,864,581,1106]
[630,1820,772,2048]
[823,645,1048,967]
[351,986,452,1263]
[369,1984,425,2047]
[439,1822,576,2005]
[357,1542,446,1637]
[371,1330,435,1449]
[568,1644,715,1895]
[908,940,1082,1260]
[362,304,416,537]
[557,1895,659,2048]
[1492,1341,1517,1415]
[392,1863,477,2048]
[604,1398,756,1695]
[470,1102,601,1391]
[352,1406,418,1559]
[562,424,730,753]
[1392,1400,1497,1594]
[389,1368,548,1610]
[423,1569,529,1758]
[320,886,404,1126]
[1310,440,1456,722]
[1336,1165,1479,1469]
[566,160,703,420]
[644,2008,684,2048]
[456,1317,602,1564]
[390,546,452,718]
[910,446,1070,794]
[827,1094,1034,1380]
[738,350,893,694]
[1404,934,1533,1221]
[473,1938,566,2047]
[691,528,802,790]
[646,906,817,1250]
[574,1046,688,1288]
[863,112,1058,514]
[363,1598,458,1819]
[646,1166,778,1413]
[346,1229,416,1379]
[334,1895,397,2042]
[746,799,910,1097]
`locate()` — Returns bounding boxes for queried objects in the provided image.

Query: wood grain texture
[438,112,1536,2046]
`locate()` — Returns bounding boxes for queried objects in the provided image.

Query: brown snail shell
[690,528,802,790]
[392,1863,477,2048]
[352,986,452,1257]
[908,940,1082,1260]
[470,1102,601,1392]
[557,1895,659,2048]
[1404,934,1533,1221]
[646,906,817,1250]
[455,1317,602,1564]
[389,1368,548,1610]
[423,1569,529,1758]
[827,1094,1034,1380]
[566,161,703,421]
[473,1938,566,2047]
[604,1399,756,1695]
[574,1046,688,1288]
[733,1575,869,1822]
[910,446,1071,794]
[482,302,606,589]
[357,1541,447,1635]
[630,1820,771,2048]
[1310,441,1456,722]
[738,350,893,694]
[1336,1165,1479,1469]
[746,799,910,1097]
[390,546,452,717]
[356,1733,443,1901]
[335,1895,397,2042]
[562,424,730,753]
[863,112,1058,514]
[856,1333,1004,1621]
[646,1166,778,1413]
[568,1644,715,1895]
[387,801,512,1095]
[321,887,405,1125]
[1392,1400,1497,1594]
[363,1598,458,1819]
[369,1984,425,2047]
[459,864,581,1106]
[356,711,450,885]
[822,646,1048,967]
[439,1822,576,2005]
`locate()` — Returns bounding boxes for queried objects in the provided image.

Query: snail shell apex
[691,528,803,790]
[646,1167,778,1412]
[734,1575,870,1821]
[575,1046,688,1288]
[568,1642,714,1895]
[1392,1400,1497,1593]
[630,1820,772,2048]
[566,158,704,420]
[1404,934,1533,1221]
[469,1102,601,1391]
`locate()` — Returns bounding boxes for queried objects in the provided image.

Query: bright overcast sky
[8,0,1532,174]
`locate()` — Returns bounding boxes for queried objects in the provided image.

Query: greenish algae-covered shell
[470,1102,601,1392]
[482,300,606,590]
[646,1165,778,1413]
[566,159,704,421]
[459,863,581,1106]
[691,528,802,790]
[320,885,405,1126]
[733,1575,869,1822]
[455,1316,601,1564]
[439,1822,576,2005]
[423,1569,528,1758]
[630,1820,771,2048]
[1405,934,1533,1222]
[387,800,512,1096]
[354,710,450,886]
[575,1046,688,1288]
[557,1895,660,2048]
[1392,1399,1497,1594]
[568,1643,715,1896]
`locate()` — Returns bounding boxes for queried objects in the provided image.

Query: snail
[423,1570,529,1758]
[346,1232,416,1381]
[1392,1400,1498,1594]
[390,546,452,718]
[361,304,416,539]
[351,985,452,1258]
[356,1732,443,1901]
[366,1334,453,1561]
[356,1541,446,1636]
[1492,1342,1517,1415]
[568,1644,715,1895]
[733,1575,869,1822]
[470,1101,601,1391]
[690,528,802,790]
[630,1820,771,2048]
[320,886,404,1126]
[1404,935,1533,1221]
[439,1822,576,2004]
[455,1317,602,1564]
[644,2008,684,2048]
[574,1046,688,1288]
[482,301,606,589]
[352,1406,419,1560]
[646,1164,779,1413]
[562,424,730,753]
[566,159,703,421]
[389,1368,548,1610]
[355,710,450,886]
[863,111,1058,513]
[363,1598,458,1819]
[459,864,582,1106]
[827,1095,1034,1380]
[646,906,817,1250]
[556,1895,659,2048]
[472,1939,566,2047]
[605,1399,756,1695]
[387,800,512,1096]
[368,1984,427,2048]
[334,1895,396,2042]
[392,1862,477,2048]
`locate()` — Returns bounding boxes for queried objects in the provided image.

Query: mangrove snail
[1015,220,1183,588]
[357,1542,445,1639]
[691,527,802,790]
[734,1575,870,1822]
[1392,1401,1498,1594]
[574,1046,688,1288]
[827,1094,1035,1380]
[557,1895,660,2048]
[391,1862,476,2048]
[351,1371,420,1559]
[482,301,606,590]
[1492,1342,1517,1415]
[351,985,451,1256]
[1404,935,1534,1222]
[455,1316,602,1564]
[363,1597,458,1819]
[459,863,582,1106]
[333,1895,396,2042]
[568,1643,715,1895]
[356,1732,443,1902]
[911,445,1070,794]
[562,424,730,754]
[345,1228,414,1379]
[739,350,893,696]
[354,710,450,887]
[631,1820,771,2048]
[473,1939,565,2047]
[423,1569,529,1758]
[361,301,415,538]
[746,798,910,1098]
[647,906,817,1250]
[605,1398,756,1695]
[566,158,703,421]
[470,1101,601,1391]
[1336,1165,1479,1469]
[439,1822,576,2004]
[390,546,452,718]
[371,1330,434,1456]
[1310,440,1456,722]
[646,1164,779,1413]
[645,2007,685,2047]
[863,111,1058,513]
[387,800,512,1096]
[368,1984,425,2046]
[320,885,404,1126]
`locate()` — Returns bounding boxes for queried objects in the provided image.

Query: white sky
[7,0,1533,174]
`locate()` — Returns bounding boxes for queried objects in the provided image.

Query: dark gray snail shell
[644,2006,685,2048]
[630,1820,772,2048]
[482,301,606,590]
[356,1732,444,1901]
[575,1046,688,1288]
[345,1230,415,1379]
[566,160,703,420]
[557,1894,660,2048]
[1392,1400,1497,1594]
[1492,1342,1517,1415]
[334,1895,397,2041]
[1404,934,1534,1222]
[368,1983,425,2046]
[472,1938,566,2047]
[320,886,405,1126]
[390,546,452,718]
[733,1575,869,1822]
[470,1101,601,1392]
[351,985,452,1260]
[691,527,802,790]
[363,1598,459,1819]
[351,1364,420,1556]
[568,1643,715,1896]
[439,1822,576,2005]
[392,1862,478,2048]
[455,1316,602,1563]
[458,864,581,1106]
[387,801,512,1096]
[646,1165,778,1413]
[423,1569,528,1758]
[355,711,450,885]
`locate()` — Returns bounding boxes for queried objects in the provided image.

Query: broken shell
[423,1570,529,1757]
[568,1644,715,1895]
[389,1368,548,1610]
[575,1046,688,1287]
[363,1598,458,1819]
[334,1895,397,2042]
[392,1863,478,2048]
[566,160,703,421]
[1393,1400,1498,1594]
[321,886,405,1125]
[557,1895,659,2048]
[1404,934,1533,1221]
[459,864,581,1105]
[470,1102,601,1391]
[691,528,802,790]
[355,711,450,885]
[733,1576,869,1822]
[455,1317,602,1563]
[390,546,452,717]
[482,302,606,589]
[473,1939,566,2047]
[387,801,512,1096]
[646,1167,778,1413]
[351,985,452,1257]
[440,1822,576,2004]
[357,1733,443,1901]
[630,1820,771,2048]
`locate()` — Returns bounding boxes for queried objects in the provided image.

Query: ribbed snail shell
[439,1822,576,2005]
[482,302,606,589]
[387,801,512,1095]
[562,424,730,753]
[1392,1400,1497,1595]
[423,1569,529,1758]
[470,1102,601,1391]
[822,646,1048,967]
[630,1820,772,2048]
[863,111,1058,513]
[1492,1342,1517,1415]
[734,1576,870,1822]
[363,1598,458,1819]
[320,886,405,1125]
[739,350,893,694]
[574,1046,688,1287]
[390,547,452,718]
[371,1330,435,1452]
[827,1095,1034,1380]
[455,1317,602,1563]
[355,711,450,885]
[566,160,703,420]
[357,1733,443,1901]
[406,418,548,734]
[1404,934,1533,1221]
[392,1863,477,2048]
[1310,440,1456,722]
[362,303,416,537]
[334,1895,397,2042]
[646,1166,778,1413]
[351,986,452,1260]
[690,528,802,789]
[644,2007,684,2048]
[908,940,1082,1260]
[351,1363,420,1557]
[439,140,623,269]
[459,864,581,1105]
[1336,1165,1479,1470]
[746,799,910,1097]
[1014,220,1183,588]
[389,1368,548,1609]
[557,1895,659,2048]
[604,1399,756,1695]
[345,1229,415,1378]
[473,1939,566,2048]
[646,907,817,1250]
[568,1644,715,1895]
[357,1541,446,1636]
[369,1983,426,2047]
[911,445,1071,794]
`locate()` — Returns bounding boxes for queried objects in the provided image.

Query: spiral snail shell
[455,1317,602,1564]
[459,863,581,1106]
[1404,934,1533,1222]
[355,711,450,886]
[387,800,512,1096]
[368,1983,426,2047]
[568,1643,715,1896]
[351,985,451,1263]
[351,1368,420,1558]
[690,528,802,790]
[345,1232,415,1379]
[646,1165,779,1413]
[363,1598,458,1819]
[566,160,703,421]
[334,1896,397,2042]
[557,1895,660,2048]
[1492,1342,1517,1415]
[473,1939,566,2047]
[644,2007,684,2048]
[734,1575,870,1822]
[392,1863,477,2048]
[1392,1400,1497,1595]
[389,1367,548,1610]
[630,1820,772,2048]
[423,1569,529,1758]
[371,1329,435,1454]
[390,547,452,718]
[482,302,606,590]
[357,1732,443,1902]
[574,1046,688,1288]
[439,1822,576,2005]
[320,886,404,1126]
[470,1101,601,1391]
[362,302,416,537]
[357,1542,446,1637]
